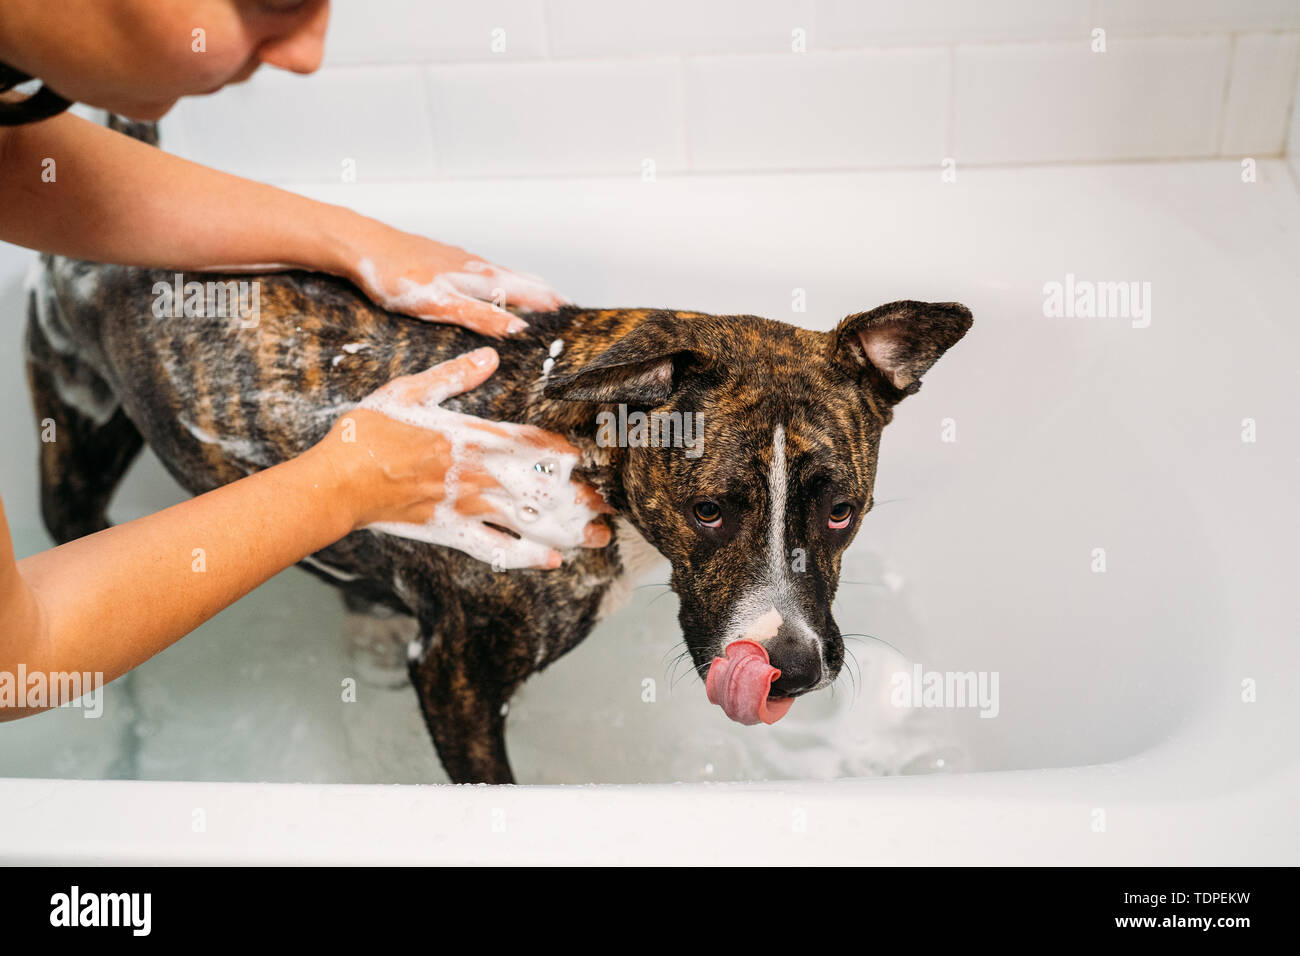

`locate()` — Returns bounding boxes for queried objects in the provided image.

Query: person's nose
[257,0,331,76]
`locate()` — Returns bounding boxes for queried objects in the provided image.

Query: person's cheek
[132,9,258,97]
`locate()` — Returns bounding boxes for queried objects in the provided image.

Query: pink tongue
[705,640,795,725]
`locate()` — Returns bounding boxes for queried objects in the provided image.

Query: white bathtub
[2,160,1297,864]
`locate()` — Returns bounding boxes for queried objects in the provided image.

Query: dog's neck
[500,306,659,512]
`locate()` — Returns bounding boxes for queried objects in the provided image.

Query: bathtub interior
[1,160,1295,786]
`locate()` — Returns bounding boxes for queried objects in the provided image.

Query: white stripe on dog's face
[719,425,827,682]
[766,424,790,591]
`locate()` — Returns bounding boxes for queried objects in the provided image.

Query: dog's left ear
[829,300,973,402]
[544,312,713,405]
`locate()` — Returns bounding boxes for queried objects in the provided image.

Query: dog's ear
[829,300,972,403]
[544,312,712,405]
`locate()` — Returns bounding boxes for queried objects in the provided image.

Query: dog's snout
[765,632,823,697]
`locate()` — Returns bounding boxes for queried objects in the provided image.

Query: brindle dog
[24,131,971,783]
[26,254,970,783]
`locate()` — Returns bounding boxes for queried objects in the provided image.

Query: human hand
[342,218,566,337]
[314,347,611,570]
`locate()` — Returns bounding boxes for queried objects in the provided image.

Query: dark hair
[0,61,72,126]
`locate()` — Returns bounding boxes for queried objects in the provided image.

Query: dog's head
[545,301,972,719]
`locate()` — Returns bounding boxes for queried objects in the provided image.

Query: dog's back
[27,255,536,489]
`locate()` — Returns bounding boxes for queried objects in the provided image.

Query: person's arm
[0,348,610,721]
[1,435,357,697]
[0,111,562,336]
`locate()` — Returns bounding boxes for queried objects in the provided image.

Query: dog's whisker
[838,652,853,695]
[841,631,907,659]
[830,667,846,705]
[670,664,698,691]
[659,639,687,665]
[841,646,862,704]
[670,656,711,692]
[665,650,693,683]
[646,589,677,610]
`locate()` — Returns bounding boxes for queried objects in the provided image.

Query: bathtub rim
[3,707,1296,866]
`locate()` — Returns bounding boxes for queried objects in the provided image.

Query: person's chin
[186,62,261,99]
[114,98,179,122]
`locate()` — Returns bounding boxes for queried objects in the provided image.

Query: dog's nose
[765,635,823,697]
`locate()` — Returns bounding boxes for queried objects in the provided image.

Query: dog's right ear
[829,300,973,403]
[543,312,712,405]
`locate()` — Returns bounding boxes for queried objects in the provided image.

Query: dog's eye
[693,500,723,528]
[828,502,854,530]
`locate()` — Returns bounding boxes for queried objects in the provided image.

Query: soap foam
[358,372,600,569]
[355,257,563,323]
[332,342,371,367]
[541,338,565,378]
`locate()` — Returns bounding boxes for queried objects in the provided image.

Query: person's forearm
[0,110,362,275]
[3,444,354,712]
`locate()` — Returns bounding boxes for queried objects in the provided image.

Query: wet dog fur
[26,251,971,784]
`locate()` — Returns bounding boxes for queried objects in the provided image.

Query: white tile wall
[1096,0,1300,35]
[955,37,1231,164]
[548,0,814,56]
[325,0,548,64]
[425,60,686,176]
[1290,64,1300,183]
[162,66,436,182]
[147,1,1300,182]
[1221,33,1300,155]
[686,50,949,170]
[811,0,1092,45]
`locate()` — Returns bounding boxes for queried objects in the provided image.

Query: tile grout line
[946,43,956,163]
[318,29,1300,71]
[1278,35,1300,166]
[416,65,444,181]
[539,0,554,58]
[267,154,1292,192]
[679,55,693,173]
[193,27,1300,182]
[1215,34,1237,155]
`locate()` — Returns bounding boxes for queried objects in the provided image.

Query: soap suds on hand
[357,363,601,569]
[355,257,562,326]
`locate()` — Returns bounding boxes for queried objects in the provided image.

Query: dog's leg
[408,609,515,784]
[26,338,143,544]
[340,591,418,689]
